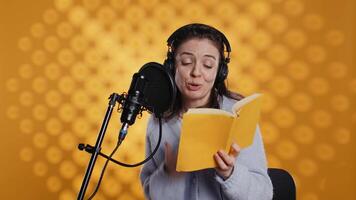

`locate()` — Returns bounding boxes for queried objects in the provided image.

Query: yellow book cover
[176,93,263,172]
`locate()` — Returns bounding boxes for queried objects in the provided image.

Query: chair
[268,168,296,200]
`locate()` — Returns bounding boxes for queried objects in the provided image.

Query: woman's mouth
[186,83,201,91]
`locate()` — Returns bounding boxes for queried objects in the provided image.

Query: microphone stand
[76,62,175,199]
[77,93,123,200]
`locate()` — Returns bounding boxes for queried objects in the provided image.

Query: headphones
[163,23,232,84]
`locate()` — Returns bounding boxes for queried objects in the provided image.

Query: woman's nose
[190,64,202,77]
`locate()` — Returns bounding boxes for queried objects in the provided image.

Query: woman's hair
[165,23,243,118]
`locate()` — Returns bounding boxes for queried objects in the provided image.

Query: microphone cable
[86,117,163,200]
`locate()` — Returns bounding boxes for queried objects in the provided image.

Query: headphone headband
[166,23,231,64]
[164,23,231,84]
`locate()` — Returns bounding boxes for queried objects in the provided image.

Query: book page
[232,93,262,113]
[187,107,234,116]
[176,114,234,172]
[226,94,263,149]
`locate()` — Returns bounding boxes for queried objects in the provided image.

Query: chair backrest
[268,168,296,200]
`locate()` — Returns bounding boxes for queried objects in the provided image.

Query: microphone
[118,62,176,143]
[119,73,146,142]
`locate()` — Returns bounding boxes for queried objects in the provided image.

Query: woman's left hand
[214,143,241,180]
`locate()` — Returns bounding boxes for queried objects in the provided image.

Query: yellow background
[0,0,354,199]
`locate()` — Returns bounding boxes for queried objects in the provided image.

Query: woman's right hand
[164,142,181,176]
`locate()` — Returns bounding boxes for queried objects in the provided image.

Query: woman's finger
[218,150,235,167]
[214,153,229,170]
[214,153,230,171]
[228,143,240,158]
[166,142,175,160]
[164,142,168,160]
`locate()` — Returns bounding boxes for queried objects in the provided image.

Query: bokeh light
[4,0,354,199]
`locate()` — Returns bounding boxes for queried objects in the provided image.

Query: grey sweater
[140,96,273,200]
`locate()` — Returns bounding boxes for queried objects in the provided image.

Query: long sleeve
[140,95,274,200]
[139,117,187,200]
[214,125,273,200]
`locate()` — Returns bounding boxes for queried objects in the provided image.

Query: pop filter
[77,62,177,200]
[138,62,176,117]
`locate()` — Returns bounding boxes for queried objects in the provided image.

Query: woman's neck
[181,95,212,111]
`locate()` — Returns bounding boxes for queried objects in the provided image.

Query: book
[176,93,263,172]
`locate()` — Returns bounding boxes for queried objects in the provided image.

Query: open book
[176,93,263,172]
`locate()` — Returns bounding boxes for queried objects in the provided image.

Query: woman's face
[174,38,220,108]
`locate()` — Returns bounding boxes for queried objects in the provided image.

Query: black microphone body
[119,73,146,142]
[118,62,176,143]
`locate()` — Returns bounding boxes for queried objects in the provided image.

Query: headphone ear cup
[163,54,175,77]
[216,62,228,83]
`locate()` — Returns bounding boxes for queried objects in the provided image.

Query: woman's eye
[181,61,192,65]
[203,62,215,69]
[204,64,213,69]
[203,60,215,69]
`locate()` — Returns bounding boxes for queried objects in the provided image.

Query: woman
[140,23,273,200]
